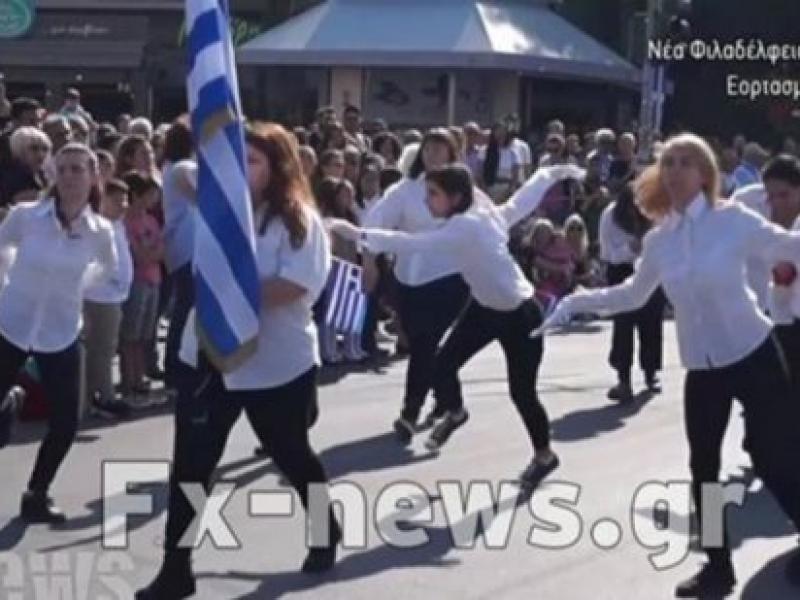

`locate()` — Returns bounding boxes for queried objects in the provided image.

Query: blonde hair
[56,142,99,175]
[635,132,721,221]
[9,126,51,160]
[529,218,556,249]
[129,117,154,140]
[564,213,589,256]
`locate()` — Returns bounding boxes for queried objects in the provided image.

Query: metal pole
[447,71,457,126]
[637,0,659,166]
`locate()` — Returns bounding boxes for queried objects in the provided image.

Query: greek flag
[325,258,367,335]
[186,0,260,371]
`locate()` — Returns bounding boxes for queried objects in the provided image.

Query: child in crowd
[83,178,134,418]
[119,172,164,406]
[316,177,368,363]
[528,218,575,315]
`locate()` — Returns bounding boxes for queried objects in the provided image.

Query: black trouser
[776,319,800,386]
[434,298,551,453]
[361,294,380,355]
[396,274,469,423]
[164,365,332,553]
[164,264,195,388]
[606,263,665,382]
[684,334,800,565]
[0,334,81,494]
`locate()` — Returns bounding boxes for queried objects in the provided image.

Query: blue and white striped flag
[325,258,367,335]
[186,0,260,371]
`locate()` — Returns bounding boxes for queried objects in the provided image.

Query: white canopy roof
[238,0,639,86]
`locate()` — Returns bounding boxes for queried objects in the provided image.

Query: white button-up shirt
[563,192,800,370]
[364,165,583,287]
[83,219,133,304]
[180,204,331,390]
[361,165,584,311]
[731,183,771,310]
[598,202,640,265]
[364,177,460,286]
[364,208,533,312]
[0,198,117,352]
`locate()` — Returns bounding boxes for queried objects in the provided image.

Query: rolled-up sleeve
[277,209,332,302]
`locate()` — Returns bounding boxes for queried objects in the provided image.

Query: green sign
[0,0,35,39]
[177,16,264,49]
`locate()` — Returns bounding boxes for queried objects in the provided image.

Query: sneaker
[123,393,153,410]
[322,351,343,365]
[425,409,469,451]
[147,367,165,382]
[253,445,270,458]
[135,554,195,600]
[393,417,416,445]
[607,381,633,402]
[645,372,662,393]
[90,394,131,419]
[20,491,66,524]
[519,454,560,490]
[674,561,736,598]
[343,348,369,363]
[418,408,446,431]
[301,518,341,574]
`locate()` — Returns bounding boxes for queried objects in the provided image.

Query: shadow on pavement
[198,488,535,600]
[740,546,798,599]
[319,431,438,480]
[549,389,655,442]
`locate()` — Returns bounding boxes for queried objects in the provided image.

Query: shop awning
[238,0,640,86]
[0,40,144,68]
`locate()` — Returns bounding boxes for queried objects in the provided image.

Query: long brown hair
[115,134,151,177]
[245,122,311,248]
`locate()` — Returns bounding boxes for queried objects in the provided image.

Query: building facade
[0,0,317,122]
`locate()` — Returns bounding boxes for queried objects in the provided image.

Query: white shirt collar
[664,191,708,231]
[35,197,100,232]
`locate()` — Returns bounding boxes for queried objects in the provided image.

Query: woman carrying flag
[137,123,340,599]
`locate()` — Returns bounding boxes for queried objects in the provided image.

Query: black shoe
[675,561,736,598]
[425,409,469,451]
[20,491,67,524]
[418,408,446,431]
[135,554,196,599]
[91,394,131,419]
[645,372,662,393]
[519,454,560,490]
[393,417,416,445]
[394,343,410,358]
[607,382,633,402]
[147,367,165,382]
[786,545,800,586]
[301,518,341,574]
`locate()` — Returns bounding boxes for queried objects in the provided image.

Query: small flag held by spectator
[325,258,367,335]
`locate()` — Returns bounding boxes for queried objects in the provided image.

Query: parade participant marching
[363,128,470,443]
[733,154,800,380]
[598,182,665,400]
[536,133,800,597]
[136,123,340,600]
[330,162,584,488]
[0,143,117,521]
